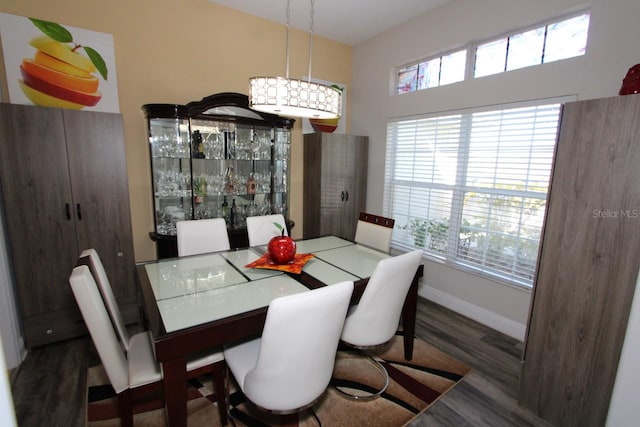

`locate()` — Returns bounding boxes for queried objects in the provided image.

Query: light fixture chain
[248,0,342,119]
[285,0,291,78]
[308,0,314,83]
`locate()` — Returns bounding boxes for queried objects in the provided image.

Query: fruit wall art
[0,13,120,113]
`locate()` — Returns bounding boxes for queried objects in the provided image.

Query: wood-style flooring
[9,297,552,426]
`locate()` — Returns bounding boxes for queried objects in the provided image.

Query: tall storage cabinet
[518,95,640,426]
[0,103,136,348]
[303,133,368,240]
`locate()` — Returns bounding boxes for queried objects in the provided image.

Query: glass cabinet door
[272,128,290,216]
[147,113,191,237]
[189,120,277,230]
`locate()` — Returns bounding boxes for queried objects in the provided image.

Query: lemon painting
[0,13,119,113]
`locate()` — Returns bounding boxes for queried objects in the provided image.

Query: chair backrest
[69,265,129,394]
[176,218,230,256]
[354,212,395,253]
[79,249,131,352]
[243,281,354,411]
[341,250,422,347]
[245,214,287,247]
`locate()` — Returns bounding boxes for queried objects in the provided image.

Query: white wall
[606,270,640,427]
[0,198,23,369]
[351,0,640,336]
[0,336,17,427]
[351,0,640,422]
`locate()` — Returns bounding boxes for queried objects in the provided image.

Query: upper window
[397,49,466,94]
[475,12,590,78]
[396,11,590,94]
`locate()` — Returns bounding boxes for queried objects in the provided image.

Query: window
[397,49,466,94]
[384,101,564,286]
[396,11,590,93]
[474,12,590,78]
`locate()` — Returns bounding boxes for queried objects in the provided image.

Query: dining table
[136,235,424,427]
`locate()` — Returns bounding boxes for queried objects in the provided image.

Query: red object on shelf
[619,64,640,95]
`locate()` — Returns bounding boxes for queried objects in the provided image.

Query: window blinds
[384,102,562,286]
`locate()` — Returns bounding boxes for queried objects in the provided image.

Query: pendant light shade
[249,76,341,119]
[249,0,342,119]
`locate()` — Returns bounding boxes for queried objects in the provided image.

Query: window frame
[395,9,590,95]
[384,96,576,289]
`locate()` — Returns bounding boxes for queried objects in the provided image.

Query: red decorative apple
[268,223,296,264]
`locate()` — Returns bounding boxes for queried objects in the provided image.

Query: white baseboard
[419,285,526,341]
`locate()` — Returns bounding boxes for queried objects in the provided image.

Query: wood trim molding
[358,212,395,229]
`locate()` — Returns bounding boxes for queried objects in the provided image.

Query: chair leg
[334,350,390,401]
[211,361,228,426]
[117,389,134,427]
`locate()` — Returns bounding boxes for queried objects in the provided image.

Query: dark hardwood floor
[9,297,551,426]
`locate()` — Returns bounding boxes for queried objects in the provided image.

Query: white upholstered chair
[354,212,395,253]
[338,249,423,400]
[79,249,132,351]
[245,213,287,247]
[176,218,230,256]
[223,281,354,421]
[70,262,227,426]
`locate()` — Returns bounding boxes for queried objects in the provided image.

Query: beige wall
[0,0,352,261]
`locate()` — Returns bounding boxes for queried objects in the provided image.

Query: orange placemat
[245,253,314,274]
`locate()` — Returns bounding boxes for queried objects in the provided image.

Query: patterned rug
[86,335,471,426]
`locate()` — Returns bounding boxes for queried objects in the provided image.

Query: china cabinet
[303,132,368,240]
[144,93,294,257]
[0,103,136,347]
[518,95,640,426]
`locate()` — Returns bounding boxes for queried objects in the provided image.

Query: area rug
[86,335,471,426]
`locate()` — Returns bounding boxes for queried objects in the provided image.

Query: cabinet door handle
[64,203,71,221]
[341,191,345,201]
[76,203,82,220]
[345,191,349,202]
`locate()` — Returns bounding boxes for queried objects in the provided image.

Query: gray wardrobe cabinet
[518,95,640,426]
[303,132,368,241]
[0,103,137,347]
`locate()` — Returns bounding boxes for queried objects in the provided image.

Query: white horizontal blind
[385,102,562,286]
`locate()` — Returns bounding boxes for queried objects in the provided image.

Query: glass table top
[310,243,390,279]
[144,253,249,300]
[294,236,354,254]
[156,274,308,333]
[141,236,390,333]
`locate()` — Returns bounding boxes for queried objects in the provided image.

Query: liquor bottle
[221,197,229,226]
[191,130,205,158]
[246,172,257,194]
[224,166,236,195]
[230,198,237,229]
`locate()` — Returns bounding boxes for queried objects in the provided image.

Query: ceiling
[208,0,450,46]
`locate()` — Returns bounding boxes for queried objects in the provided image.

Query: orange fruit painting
[18,19,107,109]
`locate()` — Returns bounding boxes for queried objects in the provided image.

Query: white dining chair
[223,280,354,422]
[245,213,287,247]
[176,218,230,256]
[79,249,131,351]
[354,212,395,253]
[338,249,422,400]
[70,263,228,426]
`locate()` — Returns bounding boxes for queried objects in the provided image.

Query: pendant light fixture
[249,0,342,119]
